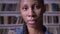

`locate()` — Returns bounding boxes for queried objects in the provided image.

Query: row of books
[0,16,60,24]
[0,29,9,34]
[45,3,60,11]
[0,3,60,11]
[48,16,58,23]
[0,28,23,34]
[0,16,21,24]
[0,3,19,11]
[43,16,59,23]
[48,27,60,34]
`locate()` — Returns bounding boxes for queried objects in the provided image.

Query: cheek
[21,11,27,22]
[35,9,43,24]
[35,9,41,16]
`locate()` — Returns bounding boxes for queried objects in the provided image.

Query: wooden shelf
[0,11,21,16]
[0,24,23,29]
[0,0,19,4]
[44,0,60,4]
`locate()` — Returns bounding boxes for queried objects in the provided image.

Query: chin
[29,24,36,27]
[27,23,36,27]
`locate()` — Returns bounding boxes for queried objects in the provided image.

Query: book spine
[58,4,60,11]
[1,4,6,11]
[0,16,4,24]
[52,3,58,11]
[0,4,2,11]
[4,16,8,24]
[8,16,17,24]
[45,4,49,11]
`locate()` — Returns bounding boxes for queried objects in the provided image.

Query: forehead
[20,0,41,7]
[21,0,38,3]
[20,0,39,4]
[20,0,44,8]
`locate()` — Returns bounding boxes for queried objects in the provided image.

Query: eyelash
[34,4,40,9]
[22,4,40,11]
[22,6,28,11]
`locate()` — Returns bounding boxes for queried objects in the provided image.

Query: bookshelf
[43,0,60,34]
[0,0,19,4]
[0,4,2,11]
[0,0,60,34]
[0,0,22,34]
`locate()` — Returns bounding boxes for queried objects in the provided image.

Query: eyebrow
[22,5,28,9]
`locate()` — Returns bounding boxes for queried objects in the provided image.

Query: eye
[34,4,40,9]
[33,3,41,9]
[22,5,28,11]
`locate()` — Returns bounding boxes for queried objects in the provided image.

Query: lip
[28,19,35,21]
[28,19,36,25]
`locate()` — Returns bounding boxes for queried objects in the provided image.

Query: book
[47,16,52,23]
[12,4,17,11]
[48,27,56,34]
[0,16,4,24]
[4,16,8,24]
[53,16,58,23]
[45,4,49,11]
[5,4,17,11]
[52,3,59,11]
[0,29,4,34]
[0,4,2,11]
[58,4,60,11]
[16,4,19,11]
[1,4,6,11]
[4,4,13,11]
[4,29,9,34]
[56,27,60,34]
[8,16,17,24]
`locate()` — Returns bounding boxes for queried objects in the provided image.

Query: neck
[27,25,45,34]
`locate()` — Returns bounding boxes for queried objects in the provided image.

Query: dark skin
[20,0,45,34]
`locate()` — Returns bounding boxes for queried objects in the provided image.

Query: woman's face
[20,0,44,27]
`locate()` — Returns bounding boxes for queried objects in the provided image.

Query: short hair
[37,0,44,7]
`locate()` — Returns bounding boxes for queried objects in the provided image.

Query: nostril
[32,15,36,17]
[28,15,31,17]
[28,14,36,17]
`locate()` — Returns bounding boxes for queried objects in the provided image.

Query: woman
[19,0,52,34]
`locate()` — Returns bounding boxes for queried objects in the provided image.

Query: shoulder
[17,23,28,34]
[43,26,53,34]
[45,29,53,34]
[14,24,24,34]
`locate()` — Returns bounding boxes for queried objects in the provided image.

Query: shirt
[15,23,53,34]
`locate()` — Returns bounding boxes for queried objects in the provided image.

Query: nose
[28,8,35,17]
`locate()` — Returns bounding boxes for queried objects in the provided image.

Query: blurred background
[0,0,60,34]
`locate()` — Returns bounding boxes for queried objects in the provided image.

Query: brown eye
[33,3,41,9]
[31,4,40,10]
[22,5,28,11]
[34,4,40,9]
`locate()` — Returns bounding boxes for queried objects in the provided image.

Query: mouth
[28,19,36,25]
[27,17,37,25]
